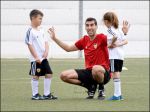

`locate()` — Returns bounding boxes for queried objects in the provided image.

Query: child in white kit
[103,11,129,100]
[25,9,57,100]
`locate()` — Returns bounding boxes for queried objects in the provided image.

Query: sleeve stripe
[25,28,32,44]
[107,28,117,38]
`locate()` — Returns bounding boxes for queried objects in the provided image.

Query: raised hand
[48,26,56,41]
[122,20,130,35]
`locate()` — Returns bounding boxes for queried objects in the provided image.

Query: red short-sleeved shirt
[75,34,110,71]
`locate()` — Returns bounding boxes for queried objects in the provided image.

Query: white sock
[31,78,39,96]
[113,78,121,97]
[44,78,51,96]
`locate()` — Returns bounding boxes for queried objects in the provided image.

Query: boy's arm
[48,27,78,52]
[28,44,41,63]
[42,41,49,59]
[117,39,128,47]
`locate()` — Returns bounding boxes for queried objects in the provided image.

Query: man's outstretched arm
[48,27,78,52]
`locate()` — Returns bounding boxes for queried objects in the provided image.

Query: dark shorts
[110,59,123,72]
[29,59,53,76]
[75,68,110,85]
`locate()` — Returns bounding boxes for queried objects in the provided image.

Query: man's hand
[122,20,130,35]
[47,26,78,52]
[48,26,56,41]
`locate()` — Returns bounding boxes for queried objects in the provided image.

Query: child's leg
[31,75,39,96]
[44,74,52,96]
[112,72,121,97]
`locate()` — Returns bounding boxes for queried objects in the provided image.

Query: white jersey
[107,26,127,60]
[25,26,48,62]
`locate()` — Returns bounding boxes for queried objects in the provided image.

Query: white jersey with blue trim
[107,26,127,60]
[25,26,48,62]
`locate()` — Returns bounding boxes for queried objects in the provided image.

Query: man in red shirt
[48,17,128,99]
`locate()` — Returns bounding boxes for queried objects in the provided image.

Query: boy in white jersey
[25,9,57,100]
[103,12,130,100]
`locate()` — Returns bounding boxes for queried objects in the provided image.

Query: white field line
[1,78,148,84]
[1,77,57,81]
[1,81,64,84]
[1,63,84,66]
[1,59,84,62]
[1,82,148,84]
[1,75,149,81]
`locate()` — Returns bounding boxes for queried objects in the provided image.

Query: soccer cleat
[119,95,124,100]
[108,95,123,101]
[86,84,97,99]
[42,93,58,100]
[31,93,43,100]
[86,91,95,99]
[97,90,105,100]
